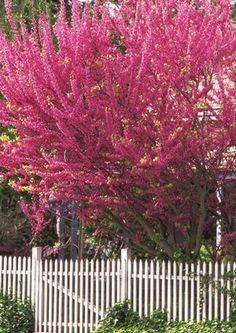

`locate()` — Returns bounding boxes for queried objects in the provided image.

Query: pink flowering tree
[0,0,236,259]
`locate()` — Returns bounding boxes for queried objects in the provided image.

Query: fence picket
[128,258,132,302]
[144,260,149,316]
[214,262,219,320]
[117,259,121,303]
[44,260,48,333]
[173,261,177,320]
[220,262,225,320]
[53,259,58,333]
[0,256,2,291]
[226,262,231,320]
[161,261,166,311]
[234,262,236,289]
[150,260,154,314]
[74,260,79,333]
[184,262,189,321]
[3,256,7,295]
[208,262,213,320]
[64,260,69,333]
[58,260,63,333]
[49,260,53,333]
[95,260,99,327]
[80,260,84,332]
[190,262,195,320]
[17,256,22,299]
[106,260,110,311]
[26,257,31,298]
[133,259,137,312]
[156,261,160,309]
[7,256,12,296]
[139,260,143,317]
[179,262,183,321]
[101,260,105,319]
[196,261,201,321]
[69,260,74,333]
[111,259,115,307]
[167,261,171,320]
[12,256,17,297]
[38,257,43,333]
[22,257,26,300]
[85,260,89,333]
[202,262,207,320]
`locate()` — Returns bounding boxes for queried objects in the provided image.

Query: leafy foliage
[0,181,31,255]
[95,300,140,332]
[94,300,167,333]
[94,301,236,333]
[200,267,236,321]
[165,321,236,333]
[0,293,34,333]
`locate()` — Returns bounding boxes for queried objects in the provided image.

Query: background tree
[0,181,31,255]
[0,0,63,256]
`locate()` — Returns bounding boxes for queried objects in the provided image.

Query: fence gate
[34,248,126,333]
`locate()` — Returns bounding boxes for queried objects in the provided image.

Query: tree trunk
[70,200,79,261]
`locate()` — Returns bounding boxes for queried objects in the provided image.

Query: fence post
[121,248,131,301]
[31,247,42,331]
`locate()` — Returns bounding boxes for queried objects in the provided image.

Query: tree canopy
[0,0,236,259]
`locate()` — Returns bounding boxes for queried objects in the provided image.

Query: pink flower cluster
[0,0,236,257]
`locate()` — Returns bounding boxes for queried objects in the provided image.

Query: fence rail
[0,249,236,333]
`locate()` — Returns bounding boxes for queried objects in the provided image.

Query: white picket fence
[0,248,236,333]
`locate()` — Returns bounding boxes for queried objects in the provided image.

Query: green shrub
[98,326,158,333]
[94,301,167,333]
[166,321,236,333]
[147,308,168,332]
[94,300,141,333]
[94,301,236,333]
[97,320,236,333]
[134,308,168,333]
[0,292,34,333]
